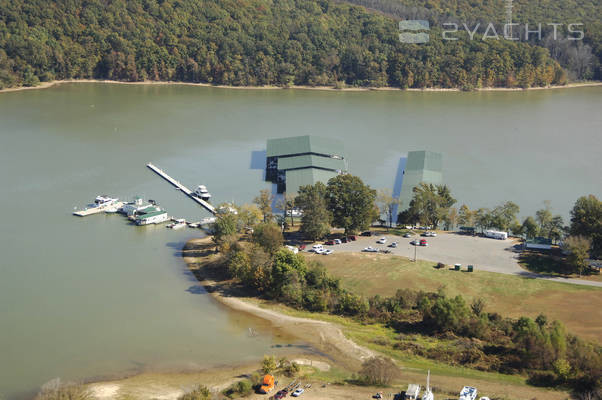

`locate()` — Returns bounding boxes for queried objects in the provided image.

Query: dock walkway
[73,201,125,217]
[146,163,216,215]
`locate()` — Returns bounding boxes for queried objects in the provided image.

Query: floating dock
[146,163,216,215]
[73,201,125,217]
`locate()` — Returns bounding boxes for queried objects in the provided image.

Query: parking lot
[312,232,525,275]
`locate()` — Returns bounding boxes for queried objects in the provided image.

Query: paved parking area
[310,232,602,287]
[327,232,522,274]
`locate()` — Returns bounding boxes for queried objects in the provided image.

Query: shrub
[223,380,253,398]
[179,385,211,400]
[35,379,90,400]
[359,357,401,385]
[283,362,300,377]
[262,355,277,374]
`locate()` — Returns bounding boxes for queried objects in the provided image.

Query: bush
[262,355,277,375]
[179,385,211,400]
[283,362,300,377]
[223,380,253,398]
[359,357,401,385]
[35,379,90,400]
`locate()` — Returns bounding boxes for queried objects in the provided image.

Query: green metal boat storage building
[266,135,346,194]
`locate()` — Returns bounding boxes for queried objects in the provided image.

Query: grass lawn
[305,253,602,343]
[518,250,602,282]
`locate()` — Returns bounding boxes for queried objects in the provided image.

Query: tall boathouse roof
[266,135,345,158]
[277,154,345,171]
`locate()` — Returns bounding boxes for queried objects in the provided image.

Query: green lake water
[0,83,600,398]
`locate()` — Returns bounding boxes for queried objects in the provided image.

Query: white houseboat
[134,206,169,226]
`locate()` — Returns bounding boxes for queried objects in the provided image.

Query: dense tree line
[342,0,602,80]
[0,0,567,90]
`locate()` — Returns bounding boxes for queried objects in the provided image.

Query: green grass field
[306,252,602,343]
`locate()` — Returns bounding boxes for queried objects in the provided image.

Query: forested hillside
[344,0,602,80]
[0,0,568,90]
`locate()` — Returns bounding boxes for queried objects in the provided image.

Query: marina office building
[265,135,347,194]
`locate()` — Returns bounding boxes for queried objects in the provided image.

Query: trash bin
[467,265,474,272]
[454,264,461,271]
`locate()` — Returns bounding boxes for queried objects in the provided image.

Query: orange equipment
[259,374,275,394]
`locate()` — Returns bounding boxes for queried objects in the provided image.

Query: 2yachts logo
[399,0,584,44]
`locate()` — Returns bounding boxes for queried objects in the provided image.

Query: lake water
[0,83,601,398]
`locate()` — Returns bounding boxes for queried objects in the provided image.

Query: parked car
[292,388,305,397]
[389,242,398,248]
[325,240,335,245]
[334,239,342,245]
[425,231,437,237]
[298,244,306,251]
[285,245,299,254]
[274,391,286,399]
[314,248,325,254]
[363,246,378,252]
[322,249,333,255]
[420,239,428,246]
[311,244,323,252]
[348,235,357,241]
[403,233,412,238]
[410,240,420,246]
[376,237,387,244]
[341,237,348,243]
[360,231,372,236]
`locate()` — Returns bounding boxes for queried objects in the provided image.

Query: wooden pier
[146,163,216,215]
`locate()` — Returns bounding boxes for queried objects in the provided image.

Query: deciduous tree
[376,189,400,229]
[254,189,274,223]
[295,183,331,241]
[562,235,592,276]
[570,195,602,258]
[326,175,377,234]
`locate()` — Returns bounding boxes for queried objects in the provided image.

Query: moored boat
[192,185,211,200]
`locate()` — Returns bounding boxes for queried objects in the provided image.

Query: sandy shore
[1,78,601,94]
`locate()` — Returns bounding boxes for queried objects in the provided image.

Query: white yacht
[459,386,477,400]
[73,195,121,216]
[422,370,434,400]
[192,185,211,200]
[167,219,187,229]
[93,195,119,207]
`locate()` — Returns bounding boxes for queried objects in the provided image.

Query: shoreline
[1,78,602,94]
[180,237,374,368]
[80,236,371,400]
